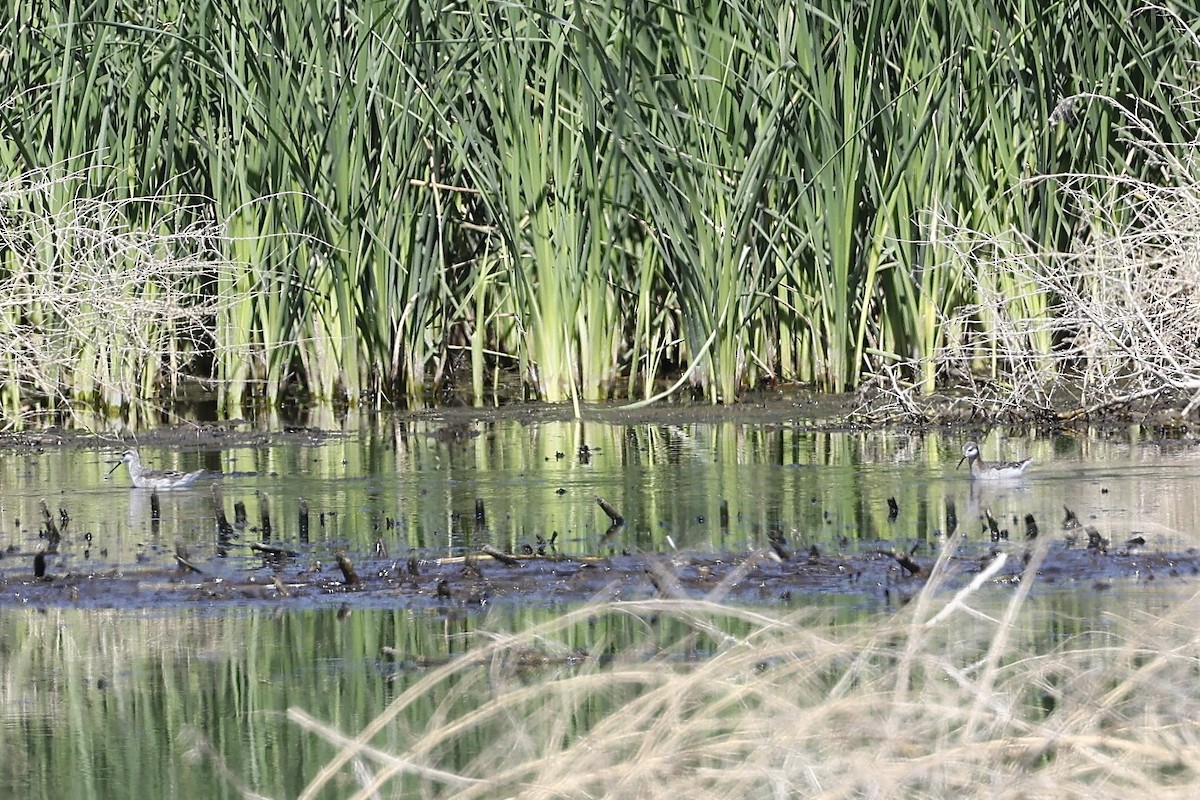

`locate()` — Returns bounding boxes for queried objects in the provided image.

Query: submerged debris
[39,499,60,551]
[249,541,298,560]
[767,530,791,561]
[1024,513,1039,540]
[884,549,926,578]
[1063,506,1081,529]
[481,544,521,567]
[335,552,362,586]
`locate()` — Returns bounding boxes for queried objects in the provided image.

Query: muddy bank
[4,534,1196,612]
[0,421,346,453]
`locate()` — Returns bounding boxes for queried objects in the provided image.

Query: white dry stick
[923,552,1008,628]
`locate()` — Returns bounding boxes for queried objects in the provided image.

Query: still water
[2,416,1198,797]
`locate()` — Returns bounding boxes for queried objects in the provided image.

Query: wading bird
[957,441,1033,480]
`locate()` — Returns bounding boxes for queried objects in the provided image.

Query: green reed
[0,0,1194,412]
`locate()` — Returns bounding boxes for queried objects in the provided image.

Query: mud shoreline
[5,533,1194,612]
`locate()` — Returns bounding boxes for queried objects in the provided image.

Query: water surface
[2,419,1199,797]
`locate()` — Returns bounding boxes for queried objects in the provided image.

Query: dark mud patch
[0,421,348,454]
[4,539,1198,612]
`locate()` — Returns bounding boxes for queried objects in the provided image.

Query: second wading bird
[108,449,206,489]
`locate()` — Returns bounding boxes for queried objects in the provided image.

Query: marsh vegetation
[2,1,1198,417]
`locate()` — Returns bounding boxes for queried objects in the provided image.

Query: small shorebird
[957,441,1033,480]
[108,449,205,489]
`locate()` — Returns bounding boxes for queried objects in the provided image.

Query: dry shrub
[863,75,1200,422]
[0,166,228,415]
[290,543,1200,799]
[935,164,1200,420]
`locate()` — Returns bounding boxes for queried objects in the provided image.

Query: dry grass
[290,541,1200,799]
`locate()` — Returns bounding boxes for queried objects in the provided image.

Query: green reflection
[2,579,1192,798]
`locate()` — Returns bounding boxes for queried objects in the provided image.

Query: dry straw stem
[291,553,1200,799]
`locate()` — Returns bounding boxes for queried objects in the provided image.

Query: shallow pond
[3,416,1200,797]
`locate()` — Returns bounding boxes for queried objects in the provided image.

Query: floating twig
[249,541,298,558]
[595,495,624,526]
[984,508,1004,541]
[1024,513,1039,540]
[211,484,234,538]
[39,499,60,551]
[174,541,203,574]
[535,531,557,556]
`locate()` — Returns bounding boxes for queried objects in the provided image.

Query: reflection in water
[1,423,1197,568]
